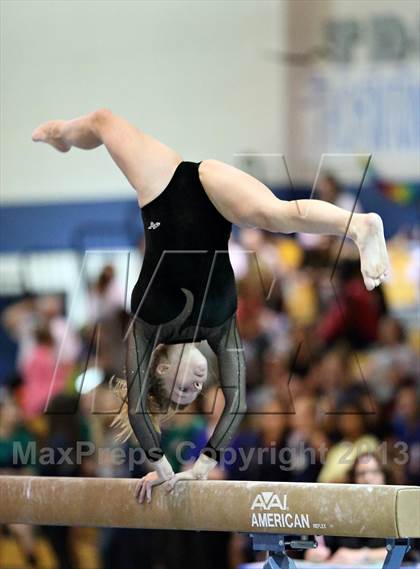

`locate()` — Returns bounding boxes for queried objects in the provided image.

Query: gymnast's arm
[161,314,247,491]
[125,318,175,502]
[203,313,247,462]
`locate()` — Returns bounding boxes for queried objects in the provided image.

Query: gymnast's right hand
[135,456,174,504]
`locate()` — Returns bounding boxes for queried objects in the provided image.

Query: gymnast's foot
[351,212,389,291]
[32,120,71,152]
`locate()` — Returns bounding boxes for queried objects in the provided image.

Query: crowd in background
[0,177,419,569]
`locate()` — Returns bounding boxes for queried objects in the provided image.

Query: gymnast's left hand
[163,454,218,493]
[135,456,174,504]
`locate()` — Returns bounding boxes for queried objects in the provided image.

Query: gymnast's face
[156,343,208,406]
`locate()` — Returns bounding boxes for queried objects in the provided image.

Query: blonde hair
[110,344,184,443]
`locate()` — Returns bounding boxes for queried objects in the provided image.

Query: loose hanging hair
[109,344,187,443]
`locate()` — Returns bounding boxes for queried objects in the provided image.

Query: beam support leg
[382,539,411,569]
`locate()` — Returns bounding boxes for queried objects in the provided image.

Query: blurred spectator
[365,316,419,404]
[236,279,271,388]
[308,451,419,564]
[1,295,38,372]
[36,295,81,367]
[319,173,364,213]
[391,380,420,485]
[237,228,279,277]
[2,295,81,373]
[317,400,379,483]
[320,346,352,393]
[87,265,124,323]
[286,396,327,482]
[307,452,388,565]
[317,259,382,349]
[20,327,68,419]
[251,348,292,409]
[251,400,290,482]
[94,308,130,379]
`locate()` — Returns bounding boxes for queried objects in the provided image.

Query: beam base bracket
[249,535,411,569]
[250,533,317,569]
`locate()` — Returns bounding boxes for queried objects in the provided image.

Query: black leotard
[127,161,246,462]
[131,161,237,329]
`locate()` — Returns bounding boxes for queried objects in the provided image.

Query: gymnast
[32,109,389,504]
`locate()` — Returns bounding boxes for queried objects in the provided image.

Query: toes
[364,276,375,291]
[32,127,45,142]
[364,272,388,290]
[31,122,70,152]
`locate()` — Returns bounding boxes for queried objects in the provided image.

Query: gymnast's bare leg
[32,108,182,207]
[198,161,389,291]
[32,109,389,290]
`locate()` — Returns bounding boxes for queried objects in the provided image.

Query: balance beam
[1,476,419,539]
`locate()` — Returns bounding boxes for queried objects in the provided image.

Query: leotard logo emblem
[147,221,161,230]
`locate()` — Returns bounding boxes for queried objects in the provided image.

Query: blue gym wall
[1,185,418,254]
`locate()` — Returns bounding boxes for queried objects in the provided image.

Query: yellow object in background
[276,238,304,271]
[385,238,419,310]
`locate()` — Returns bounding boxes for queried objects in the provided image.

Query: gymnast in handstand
[32,109,389,503]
